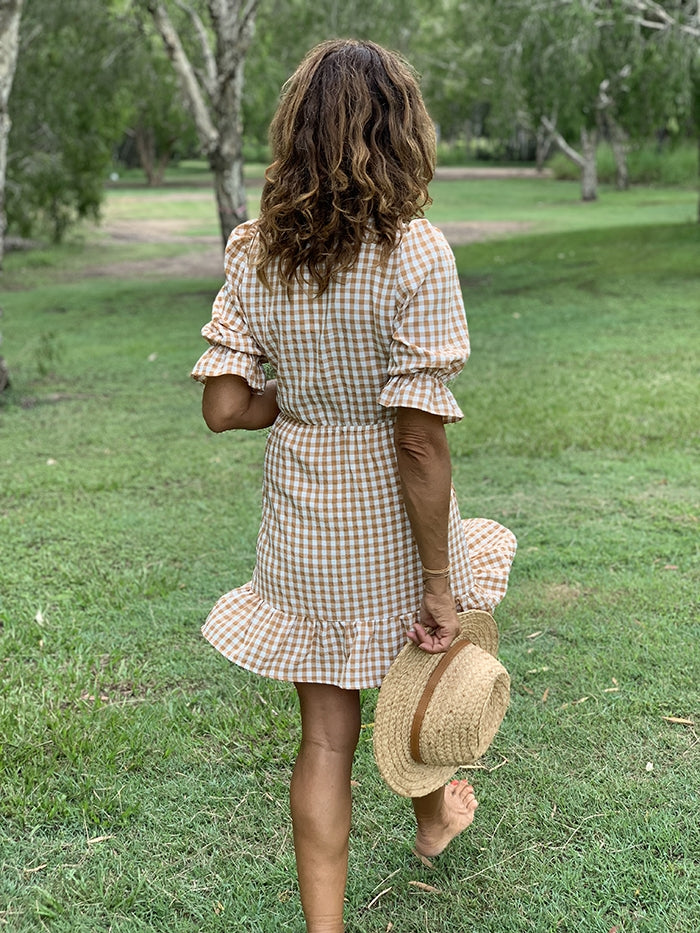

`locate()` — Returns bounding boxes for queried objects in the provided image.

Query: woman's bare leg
[291,682,361,933]
[412,780,479,859]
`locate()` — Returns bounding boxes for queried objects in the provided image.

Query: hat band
[409,638,472,764]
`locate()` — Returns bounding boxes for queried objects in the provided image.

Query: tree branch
[541,116,585,167]
[174,0,217,98]
[622,0,700,38]
[144,0,218,153]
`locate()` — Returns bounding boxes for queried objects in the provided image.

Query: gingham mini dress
[192,217,516,689]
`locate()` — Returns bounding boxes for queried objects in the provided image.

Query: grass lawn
[0,174,699,932]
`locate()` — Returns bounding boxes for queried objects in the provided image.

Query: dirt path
[87,167,540,279]
[87,217,529,280]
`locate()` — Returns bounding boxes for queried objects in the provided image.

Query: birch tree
[485,0,698,201]
[486,1,605,201]
[141,0,259,247]
[0,0,23,268]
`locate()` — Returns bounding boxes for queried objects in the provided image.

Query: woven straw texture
[373,610,510,798]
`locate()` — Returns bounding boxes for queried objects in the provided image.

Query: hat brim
[373,610,505,798]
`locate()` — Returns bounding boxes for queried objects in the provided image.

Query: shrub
[548,140,697,186]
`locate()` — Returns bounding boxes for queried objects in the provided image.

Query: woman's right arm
[202,374,279,432]
[394,406,460,653]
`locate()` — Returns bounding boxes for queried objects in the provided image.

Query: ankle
[305,915,344,933]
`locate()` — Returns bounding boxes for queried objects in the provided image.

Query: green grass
[1,178,699,932]
[107,156,697,232]
[427,177,696,232]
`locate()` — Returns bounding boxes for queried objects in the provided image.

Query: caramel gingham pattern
[192,218,516,689]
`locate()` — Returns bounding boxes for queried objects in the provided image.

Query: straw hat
[373,610,510,798]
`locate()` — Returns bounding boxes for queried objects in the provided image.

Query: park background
[1,2,699,931]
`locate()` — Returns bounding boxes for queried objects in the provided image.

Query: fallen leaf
[612,678,619,686]
[527,630,543,639]
[603,687,620,693]
[87,835,114,845]
[541,687,550,703]
[365,887,392,910]
[663,564,678,571]
[411,847,434,869]
[559,696,589,710]
[662,716,695,726]
[408,881,442,893]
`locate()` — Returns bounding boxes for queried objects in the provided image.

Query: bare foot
[413,780,478,859]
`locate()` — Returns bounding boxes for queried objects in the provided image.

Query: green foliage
[549,141,698,186]
[243,0,437,145]
[115,18,198,182]
[6,0,132,241]
[480,0,697,153]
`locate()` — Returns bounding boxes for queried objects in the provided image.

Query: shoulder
[225,219,260,254]
[223,219,260,280]
[403,217,450,251]
[398,218,455,287]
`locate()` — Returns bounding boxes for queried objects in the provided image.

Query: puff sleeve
[191,221,266,393]
[378,220,470,423]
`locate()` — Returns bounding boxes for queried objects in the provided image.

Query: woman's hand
[407,579,460,654]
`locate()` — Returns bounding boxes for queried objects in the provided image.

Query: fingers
[407,622,457,654]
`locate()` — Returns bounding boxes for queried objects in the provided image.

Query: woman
[192,39,515,933]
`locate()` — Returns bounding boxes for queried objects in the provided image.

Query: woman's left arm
[202,374,279,432]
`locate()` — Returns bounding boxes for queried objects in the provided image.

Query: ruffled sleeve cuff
[191,343,265,392]
[378,372,464,423]
[461,518,518,611]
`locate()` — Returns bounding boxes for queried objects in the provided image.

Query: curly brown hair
[255,39,436,294]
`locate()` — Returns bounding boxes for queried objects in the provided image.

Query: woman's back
[213,217,469,427]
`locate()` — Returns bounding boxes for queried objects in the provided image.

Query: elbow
[395,429,437,465]
[201,375,251,432]
[203,411,230,433]
[202,399,242,433]
[395,411,448,464]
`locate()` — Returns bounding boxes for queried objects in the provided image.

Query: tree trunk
[210,147,247,250]
[134,124,158,185]
[133,123,173,186]
[209,17,251,248]
[541,116,598,202]
[608,119,629,191]
[0,0,24,269]
[580,127,598,201]
[535,124,552,173]
[144,0,258,247]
